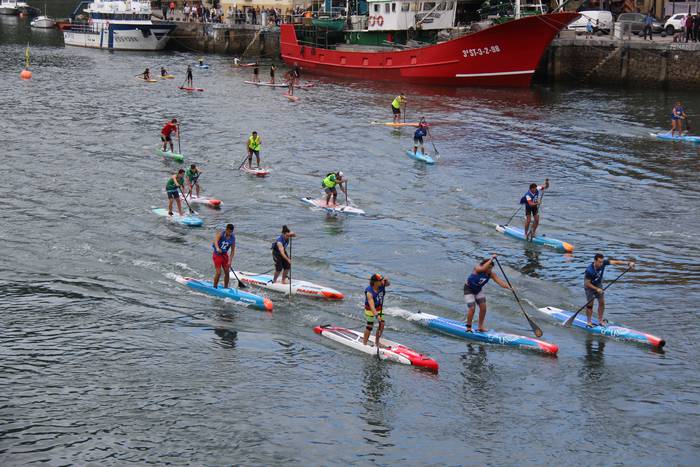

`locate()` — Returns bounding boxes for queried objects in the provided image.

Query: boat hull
[63,22,175,51]
[280,13,578,87]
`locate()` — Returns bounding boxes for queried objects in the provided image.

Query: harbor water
[1,13,700,465]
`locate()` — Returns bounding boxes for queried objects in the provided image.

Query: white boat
[31,15,55,28]
[0,0,18,15]
[63,0,176,51]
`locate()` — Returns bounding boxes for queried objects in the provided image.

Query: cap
[370,273,383,282]
[337,171,344,177]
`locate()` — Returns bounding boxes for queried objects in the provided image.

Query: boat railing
[67,22,101,34]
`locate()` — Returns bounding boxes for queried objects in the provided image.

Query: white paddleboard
[234,271,344,299]
[300,197,365,215]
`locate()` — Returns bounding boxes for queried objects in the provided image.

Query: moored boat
[0,0,18,15]
[30,15,55,28]
[63,0,176,51]
[280,4,578,87]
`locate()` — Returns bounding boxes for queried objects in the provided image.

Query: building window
[401,3,410,11]
[385,3,390,13]
[374,4,379,12]
[392,3,396,12]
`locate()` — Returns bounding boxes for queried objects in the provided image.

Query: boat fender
[376,15,384,26]
[369,16,376,26]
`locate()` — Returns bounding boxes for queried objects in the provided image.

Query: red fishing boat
[281,7,577,87]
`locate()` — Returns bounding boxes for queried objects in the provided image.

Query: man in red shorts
[161,118,178,153]
[212,223,236,289]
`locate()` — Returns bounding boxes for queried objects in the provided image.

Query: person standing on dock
[271,225,295,284]
[642,13,653,40]
[185,65,193,87]
[246,131,262,168]
[520,179,549,240]
[685,14,693,43]
[391,93,406,123]
[583,254,635,327]
[585,18,593,39]
[363,273,390,348]
[463,255,511,333]
[269,64,276,84]
[160,118,178,153]
[212,224,236,289]
[671,102,687,136]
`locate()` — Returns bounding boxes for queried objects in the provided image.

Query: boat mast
[515,0,521,19]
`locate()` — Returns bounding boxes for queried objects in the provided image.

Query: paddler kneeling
[363,273,390,348]
[584,253,635,327]
[165,169,186,217]
[212,224,236,289]
[160,66,169,77]
[464,255,511,332]
[271,225,295,284]
[141,67,151,81]
[321,171,346,207]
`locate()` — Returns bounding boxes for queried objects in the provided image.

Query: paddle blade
[563,313,577,327]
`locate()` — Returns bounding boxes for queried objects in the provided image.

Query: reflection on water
[580,337,606,383]
[520,247,542,276]
[360,359,393,449]
[214,327,238,349]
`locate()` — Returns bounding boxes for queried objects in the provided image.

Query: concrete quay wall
[537,35,700,89]
[167,22,280,57]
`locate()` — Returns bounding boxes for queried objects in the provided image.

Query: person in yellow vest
[246,131,262,168]
[321,171,347,207]
[391,93,406,123]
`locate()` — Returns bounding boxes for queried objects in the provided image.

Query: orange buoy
[20,69,32,80]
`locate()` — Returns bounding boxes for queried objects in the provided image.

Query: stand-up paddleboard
[156,148,184,162]
[537,306,665,348]
[651,132,700,143]
[384,308,559,355]
[405,149,436,164]
[194,64,210,69]
[300,197,365,215]
[243,80,315,88]
[160,74,175,79]
[283,94,300,101]
[176,276,273,311]
[182,194,222,208]
[371,121,431,127]
[495,224,574,253]
[152,208,203,227]
[234,271,344,299]
[313,325,439,371]
[240,165,270,177]
[178,86,205,92]
[236,62,258,67]
[139,78,159,83]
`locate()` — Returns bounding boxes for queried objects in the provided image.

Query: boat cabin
[366,0,457,31]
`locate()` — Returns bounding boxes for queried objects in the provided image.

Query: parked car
[663,13,688,35]
[568,10,614,35]
[617,12,664,35]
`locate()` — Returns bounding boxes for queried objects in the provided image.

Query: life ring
[376,16,384,27]
[368,15,376,27]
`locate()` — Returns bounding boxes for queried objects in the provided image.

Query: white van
[663,13,688,35]
[567,10,614,34]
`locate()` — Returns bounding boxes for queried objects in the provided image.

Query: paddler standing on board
[391,93,406,123]
[166,169,186,216]
[464,255,512,332]
[670,101,687,137]
[212,223,236,289]
[412,121,428,155]
[160,66,169,78]
[363,273,390,348]
[520,179,549,241]
[271,225,296,284]
[321,171,347,207]
[584,254,635,327]
[186,164,201,198]
[269,64,276,84]
[160,118,178,153]
[253,62,260,83]
[141,68,152,80]
[246,131,262,168]
[185,65,193,87]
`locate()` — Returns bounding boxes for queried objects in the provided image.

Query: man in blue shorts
[584,254,635,327]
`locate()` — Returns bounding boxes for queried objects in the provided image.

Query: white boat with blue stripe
[63,0,175,51]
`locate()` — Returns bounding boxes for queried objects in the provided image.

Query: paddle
[564,266,632,327]
[494,257,544,338]
[504,206,522,226]
[177,184,195,215]
[288,237,293,298]
[237,152,250,170]
[403,100,407,124]
[177,122,182,155]
[229,267,247,289]
[425,121,439,157]
[184,173,200,200]
[344,180,349,206]
[685,116,692,133]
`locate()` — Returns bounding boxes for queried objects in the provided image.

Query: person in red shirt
[161,118,178,153]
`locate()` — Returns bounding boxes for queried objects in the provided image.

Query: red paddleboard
[240,165,270,177]
[283,94,299,102]
[179,86,204,92]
